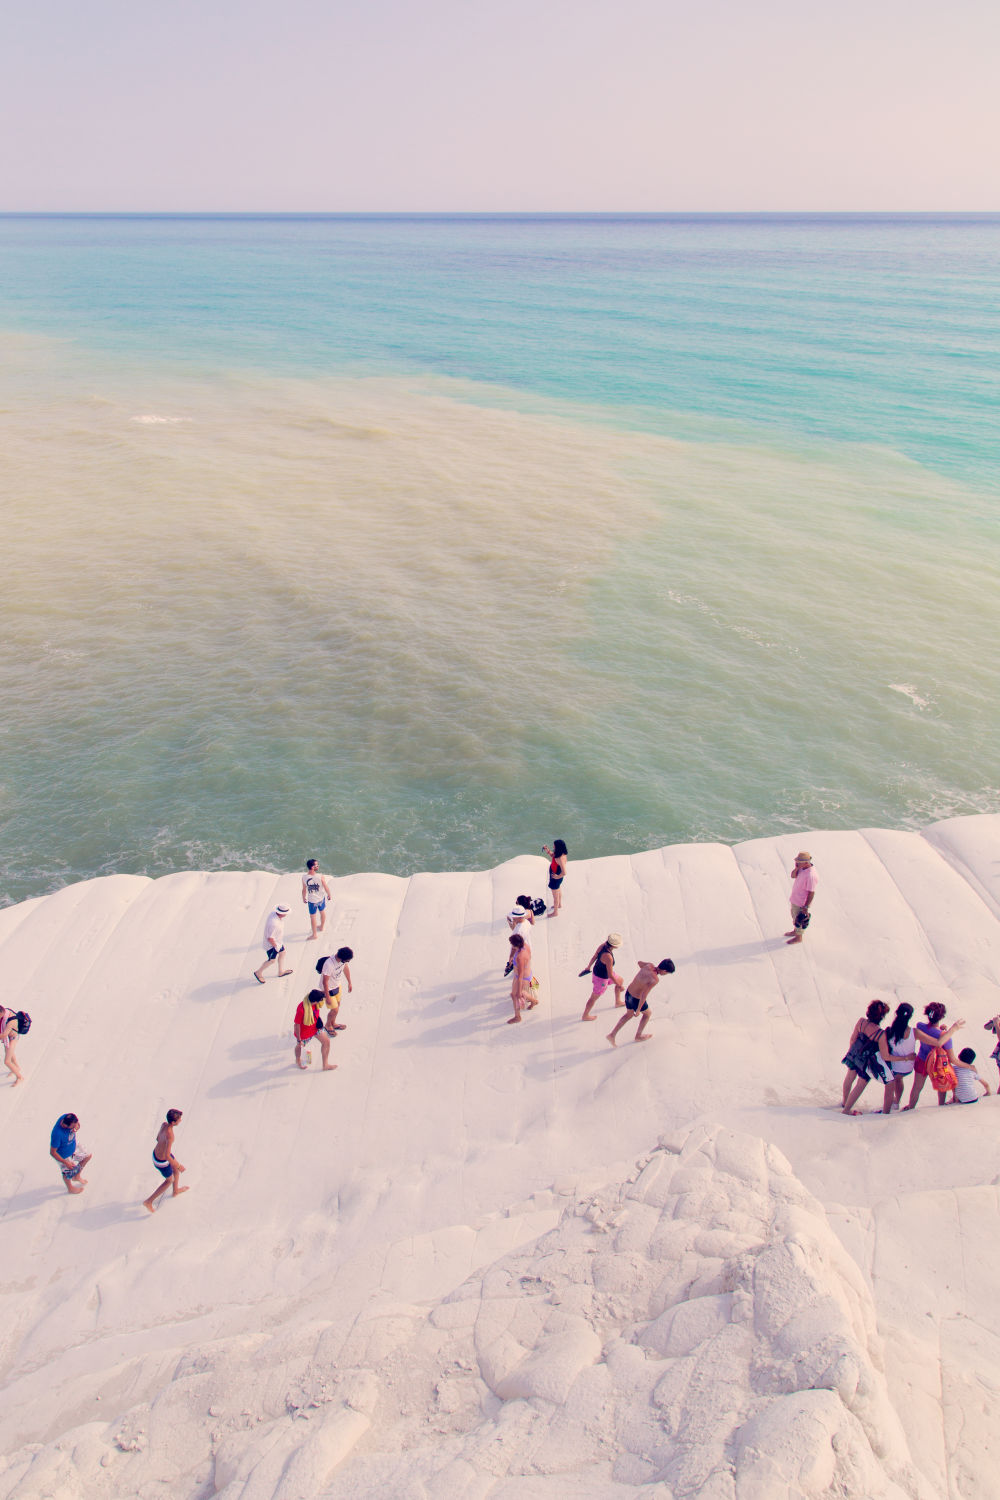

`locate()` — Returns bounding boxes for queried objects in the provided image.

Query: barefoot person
[607,959,675,1046]
[504,898,535,975]
[840,1000,892,1114]
[50,1113,91,1195]
[580,933,624,1021]
[507,932,536,1023]
[143,1109,189,1212]
[320,947,354,1031]
[254,903,293,984]
[0,1005,27,1086]
[882,1003,916,1113]
[294,989,336,1071]
[302,860,333,940]
[543,840,568,917]
[906,1003,964,1109]
[983,1015,1000,1090]
[785,852,817,944]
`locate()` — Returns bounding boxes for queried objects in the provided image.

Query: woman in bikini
[1,1006,25,1086]
[580,933,624,1021]
[543,840,568,917]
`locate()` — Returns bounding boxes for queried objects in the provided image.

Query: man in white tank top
[302,859,332,940]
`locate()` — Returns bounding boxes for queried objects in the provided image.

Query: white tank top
[889,1031,916,1069]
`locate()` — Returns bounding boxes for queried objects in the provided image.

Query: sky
[2,0,997,211]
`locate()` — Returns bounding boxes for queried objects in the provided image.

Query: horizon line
[2,209,999,221]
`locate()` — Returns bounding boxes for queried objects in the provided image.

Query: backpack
[857,1027,891,1083]
[315,956,329,975]
[927,1047,957,1093]
[16,1011,30,1035]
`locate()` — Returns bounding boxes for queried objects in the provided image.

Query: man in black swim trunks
[142,1109,189,1213]
[607,959,675,1046]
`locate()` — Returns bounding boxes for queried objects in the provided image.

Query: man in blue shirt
[50,1113,92,1194]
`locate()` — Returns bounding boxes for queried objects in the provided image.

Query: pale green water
[1,215,998,904]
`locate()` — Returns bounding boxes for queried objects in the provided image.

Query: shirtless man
[607,958,675,1046]
[302,860,333,940]
[507,932,537,1024]
[321,947,354,1031]
[143,1109,189,1213]
[50,1113,92,1194]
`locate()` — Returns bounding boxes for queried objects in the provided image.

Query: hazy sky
[2,0,997,210]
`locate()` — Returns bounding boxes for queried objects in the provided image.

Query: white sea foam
[889,682,932,709]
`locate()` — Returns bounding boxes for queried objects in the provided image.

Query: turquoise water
[1,214,998,905]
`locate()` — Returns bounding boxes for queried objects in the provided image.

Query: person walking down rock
[507,932,537,1024]
[302,860,333,941]
[142,1109,189,1213]
[50,1113,91,1195]
[580,933,624,1021]
[0,1004,28,1086]
[254,903,293,984]
[607,959,675,1046]
[294,989,336,1072]
[320,947,354,1031]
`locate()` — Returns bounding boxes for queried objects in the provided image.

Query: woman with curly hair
[841,999,892,1115]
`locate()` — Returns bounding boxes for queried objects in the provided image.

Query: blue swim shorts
[153,1154,173,1179]
[308,899,327,915]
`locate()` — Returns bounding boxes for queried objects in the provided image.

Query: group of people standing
[841,1000,997,1114]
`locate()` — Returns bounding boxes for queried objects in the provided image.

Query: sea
[1,213,998,907]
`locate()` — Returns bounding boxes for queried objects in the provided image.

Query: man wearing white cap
[786,852,817,945]
[254,903,293,983]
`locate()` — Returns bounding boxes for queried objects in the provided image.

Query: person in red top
[294,990,335,1072]
[543,839,568,917]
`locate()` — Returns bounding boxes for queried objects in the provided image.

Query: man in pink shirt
[786,851,817,945]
